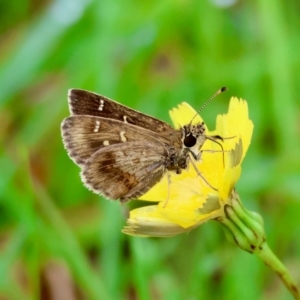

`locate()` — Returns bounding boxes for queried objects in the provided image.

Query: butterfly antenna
[189,86,227,126]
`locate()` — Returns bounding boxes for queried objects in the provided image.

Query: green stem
[256,242,300,300]
[218,195,300,299]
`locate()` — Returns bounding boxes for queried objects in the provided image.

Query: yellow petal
[157,194,222,228]
[214,97,254,160]
[219,166,241,204]
[169,102,205,129]
[139,174,169,202]
[122,205,190,237]
[218,139,243,202]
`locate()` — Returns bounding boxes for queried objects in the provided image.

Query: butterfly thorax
[165,122,206,174]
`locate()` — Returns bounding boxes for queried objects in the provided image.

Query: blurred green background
[1,0,300,299]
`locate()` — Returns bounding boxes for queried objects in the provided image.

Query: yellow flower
[122,97,254,237]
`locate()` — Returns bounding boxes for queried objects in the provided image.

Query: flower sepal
[216,191,265,253]
[217,192,300,299]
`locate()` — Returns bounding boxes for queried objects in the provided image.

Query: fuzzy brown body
[61,89,206,202]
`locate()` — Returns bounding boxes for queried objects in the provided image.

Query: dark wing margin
[80,141,166,202]
[68,89,173,133]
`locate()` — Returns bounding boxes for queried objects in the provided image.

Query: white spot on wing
[123,115,128,123]
[120,131,127,142]
[94,120,100,132]
[103,140,110,146]
[98,99,104,111]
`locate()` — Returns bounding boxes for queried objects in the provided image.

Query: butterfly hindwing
[81,141,166,201]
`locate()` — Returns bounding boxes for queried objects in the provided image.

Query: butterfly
[61,88,226,202]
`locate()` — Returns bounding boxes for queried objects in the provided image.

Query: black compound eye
[184,134,197,147]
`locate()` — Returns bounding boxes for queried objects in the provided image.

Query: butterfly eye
[184,134,197,147]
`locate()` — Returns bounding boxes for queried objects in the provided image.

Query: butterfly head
[181,87,227,159]
[181,122,206,158]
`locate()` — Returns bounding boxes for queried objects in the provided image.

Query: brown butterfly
[61,88,226,202]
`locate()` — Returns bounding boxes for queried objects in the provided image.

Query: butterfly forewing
[81,141,166,202]
[61,115,180,168]
[68,89,173,133]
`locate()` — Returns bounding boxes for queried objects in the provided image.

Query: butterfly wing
[68,89,173,133]
[61,115,175,167]
[62,90,183,202]
[81,141,166,202]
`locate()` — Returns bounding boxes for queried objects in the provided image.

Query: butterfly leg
[163,172,172,208]
[189,154,217,191]
[205,135,236,167]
